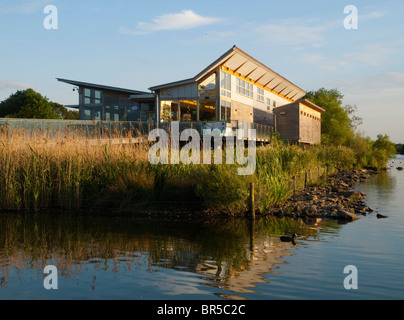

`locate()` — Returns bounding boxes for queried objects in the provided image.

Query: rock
[306,195,318,202]
[364,166,378,171]
[302,205,317,217]
[377,213,388,219]
[337,208,360,221]
[332,186,345,193]
[356,207,367,214]
[338,191,364,201]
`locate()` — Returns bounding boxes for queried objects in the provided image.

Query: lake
[1,155,404,300]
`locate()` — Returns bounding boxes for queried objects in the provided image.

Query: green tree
[343,104,363,131]
[305,88,354,145]
[49,102,79,120]
[0,89,60,119]
[373,134,397,157]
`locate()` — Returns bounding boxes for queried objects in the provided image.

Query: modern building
[150,45,306,126]
[273,99,324,144]
[58,46,324,144]
[57,78,155,125]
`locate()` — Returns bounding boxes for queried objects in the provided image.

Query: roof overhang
[149,77,194,91]
[57,78,149,95]
[149,46,306,102]
[129,94,156,100]
[299,99,325,113]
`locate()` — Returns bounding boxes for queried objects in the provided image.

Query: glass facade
[84,88,102,105]
[198,73,216,98]
[236,78,253,98]
[220,70,231,98]
[220,101,231,121]
[199,99,216,122]
[180,100,197,122]
[161,101,179,122]
[80,87,154,123]
[257,87,264,103]
[161,100,198,122]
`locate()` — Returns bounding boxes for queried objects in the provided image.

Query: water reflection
[0,212,343,299]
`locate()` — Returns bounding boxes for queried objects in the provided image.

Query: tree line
[0,87,400,162]
[396,144,404,154]
[305,88,397,168]
[0,88,78,120]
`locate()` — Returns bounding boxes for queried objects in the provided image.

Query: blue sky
[1,0,403,142]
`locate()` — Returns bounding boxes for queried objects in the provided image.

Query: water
[1,156,404,300]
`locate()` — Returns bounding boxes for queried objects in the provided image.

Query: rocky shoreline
[269,168,380,222]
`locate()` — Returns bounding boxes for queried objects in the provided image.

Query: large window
[199,73,216,98]
[220,101,231,121]
[104,105,125,121]
[161,101,179,122]
[199,99,216,122]
[236,78,253,98]
[257,87,264,103]
[266,98,271,111]
[84,88,102,105]
[220,70,231,98]
[180,100,197,122]
[83,108,91,120]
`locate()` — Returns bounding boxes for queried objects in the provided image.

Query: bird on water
[280,233,297,242]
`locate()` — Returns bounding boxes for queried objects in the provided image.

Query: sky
[0,0,403,142]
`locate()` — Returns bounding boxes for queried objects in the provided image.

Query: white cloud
[120,10,222,35]
[359,11,387,21]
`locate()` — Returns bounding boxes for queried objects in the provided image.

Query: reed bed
[0,126,358,214]
[0,126,147,211]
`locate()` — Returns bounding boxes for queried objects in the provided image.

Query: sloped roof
[299,99,325,113]
[149,46,306,102]
[57,78,149,95]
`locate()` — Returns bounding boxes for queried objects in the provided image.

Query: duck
[280,233,297,242]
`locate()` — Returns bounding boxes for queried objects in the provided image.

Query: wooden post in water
[304,171,307,188]
[249,182,255,220]
[75,182,80,210]
[249,182,255,253]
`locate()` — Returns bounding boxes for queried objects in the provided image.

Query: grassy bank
[0,127,394,215]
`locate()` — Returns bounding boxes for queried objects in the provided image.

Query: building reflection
[0,213,341,298]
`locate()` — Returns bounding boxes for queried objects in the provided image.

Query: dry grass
[0,126,149,211]
[0,125,358,214]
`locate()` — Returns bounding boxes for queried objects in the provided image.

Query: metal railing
[0,118,273,141]
[230,120,273,141]
[0,118,152,138]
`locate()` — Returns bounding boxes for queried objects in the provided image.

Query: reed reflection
[0,213,342,298]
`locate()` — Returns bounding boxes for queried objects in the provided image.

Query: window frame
[236,78,253,98]
[83,88,103,105]
[257,87,264,103]
[220,70,231,98]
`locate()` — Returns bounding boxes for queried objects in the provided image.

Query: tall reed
[0,125,361,214]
